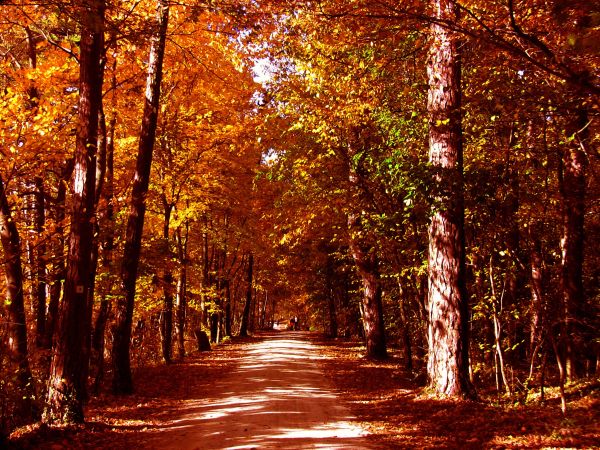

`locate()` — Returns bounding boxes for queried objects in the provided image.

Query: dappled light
[1,0,598,447]
[10,334,372,449]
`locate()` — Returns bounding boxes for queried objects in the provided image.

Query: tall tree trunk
[111,0,169,394]
[175,224,188,359]
[0,175,36,421]
[502,125,524,361]
[528,226,544,359]
[426,0,475,399]
[43,0,105,424]
[347,225,387,359]
[239,253,253,337]
[224,279,232,337]
[34,176,47,347]
[560,109,588,380]
[160,272,174,364]
[175,268,187,358]
[527,226,544,384]
[44,159,73,349]
[326,254,338,338]
[397,282,413,371]
[160,197,173,364]
[91,56,116,392]
[200,216,209,328]
[84,98,108,396]
[347,133,387,360]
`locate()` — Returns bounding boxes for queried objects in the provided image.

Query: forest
[0,0,598,446]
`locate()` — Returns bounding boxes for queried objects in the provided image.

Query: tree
[0,174,36,422]
[239,253,253,337]
[425,0,475,399]
[43,0,105,424]
[347,129,387,359]
[561,108,589,380]
[111,0,170,394]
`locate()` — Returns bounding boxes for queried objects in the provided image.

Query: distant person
[293,316,299,331]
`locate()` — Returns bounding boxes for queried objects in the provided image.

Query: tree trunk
[34,176,47,348]
[397,282,413,371]
[560,109,588,380]
[111,0,169,394]
[43,0,105,424]
[91,298,110,394]
[0,175,36,421]
[326,254,338,338]
[160,198,173,364]
[175,224,188,359]
[44,160,73,349]
[426,0,475,399]
[160,276,174,364]
[347,215,387,359]
[528,226,544,360]
[239,253,253,337]
[224,279,232,337]
[346,134,387,360]
[91,56,116,392]
[85,99,108,395]
[201,217,209,328]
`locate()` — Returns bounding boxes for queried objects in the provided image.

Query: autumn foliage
[0,0,598,444]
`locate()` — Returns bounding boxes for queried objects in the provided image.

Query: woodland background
[0,0,598,441]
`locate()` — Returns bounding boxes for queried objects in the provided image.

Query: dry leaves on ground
[8,337,261,450]
[315,337,600,450]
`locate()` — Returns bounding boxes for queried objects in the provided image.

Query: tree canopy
[0,0,598,438]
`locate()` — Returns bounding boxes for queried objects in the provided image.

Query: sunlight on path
[147,333,372,449]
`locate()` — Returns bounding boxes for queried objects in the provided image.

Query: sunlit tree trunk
[560,109,588,380]
[347,216,387,359]
[175,223,188,359]
[200,215,209,328]
[44,160,73,349]
[111,0,169,394]
[0,175,36,420]
[43,0,105,424]
[426,0,475,399]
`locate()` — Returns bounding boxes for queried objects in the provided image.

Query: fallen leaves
[315,336,600,449]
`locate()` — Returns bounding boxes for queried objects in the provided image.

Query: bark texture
[44,160,73,349]
[43,0,105,423]
[346,133,387,360]
[426,0,475,399]
[0,175,35,419]
[348,213,387,359]
[111,0,169,394]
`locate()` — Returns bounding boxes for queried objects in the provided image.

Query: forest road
[146,332,373,449]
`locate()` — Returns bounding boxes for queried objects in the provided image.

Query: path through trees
[9,332,599,449]
[0,0,598,443]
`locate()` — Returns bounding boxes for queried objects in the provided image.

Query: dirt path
[131,332,371,449]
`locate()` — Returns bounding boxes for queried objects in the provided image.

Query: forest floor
[8,331,600,449]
